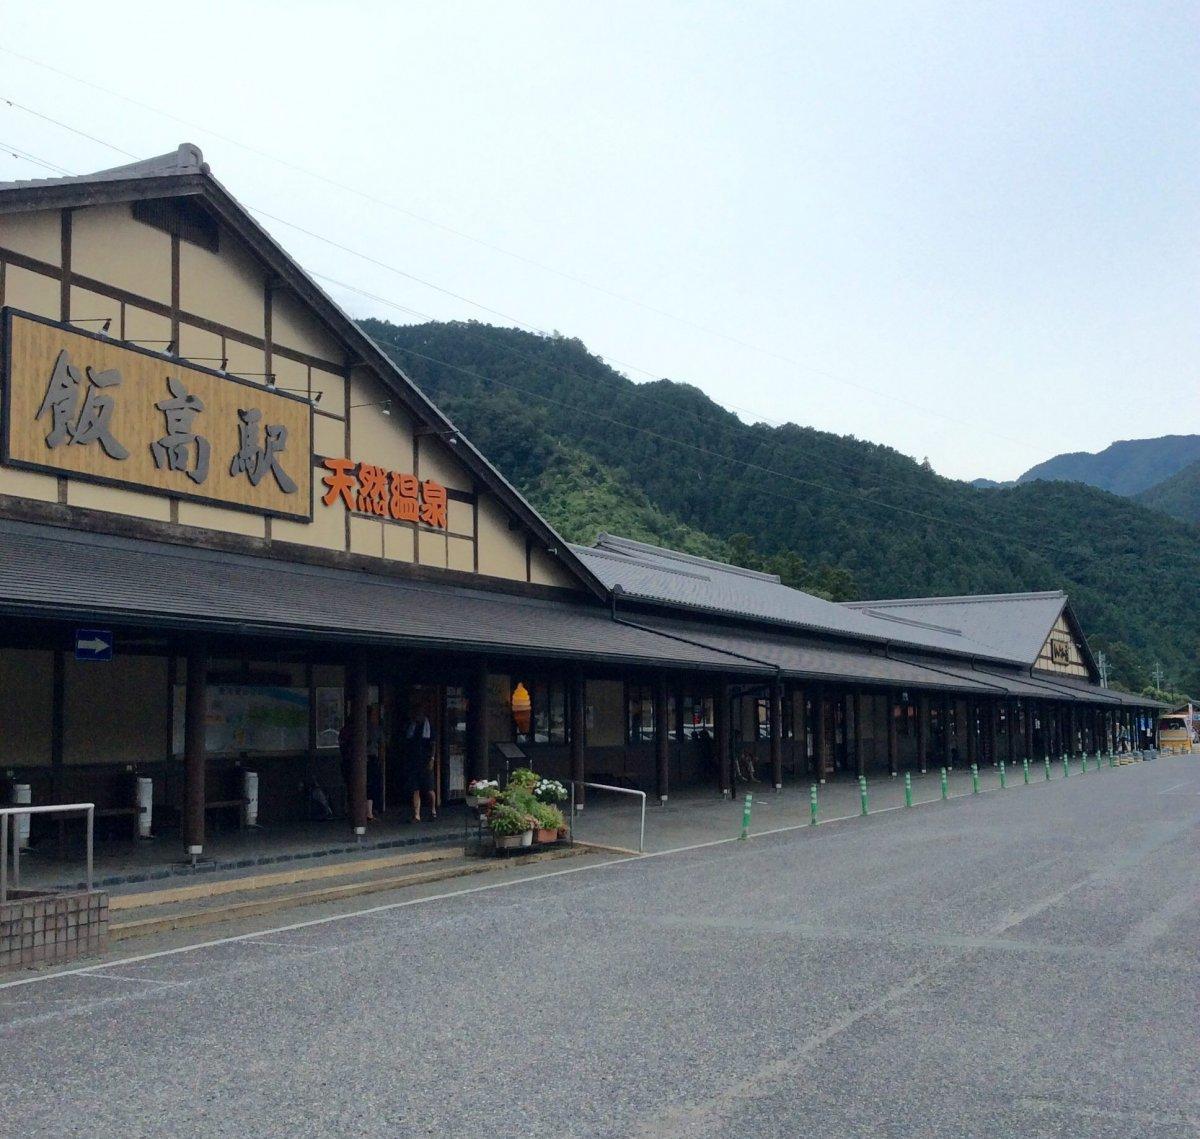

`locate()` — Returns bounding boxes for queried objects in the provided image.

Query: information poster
[173,685,310,755]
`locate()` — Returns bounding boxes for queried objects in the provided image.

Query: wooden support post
[814,685,828,783]
[917,694,929,773]
[349,661,369,835]
[942,694,953,769]
[853,691,866,778]
[770,679,784,790]
[988,699,1000,766]
[1006,700,1016,765]
[1024,700,1035,760]
[966,698,978,767]
[467,660,489,783]
[655,680,670,803]
[887,694,898,776]
[570,673,586,810]
[715,680,731,796]
[183,646,208,858]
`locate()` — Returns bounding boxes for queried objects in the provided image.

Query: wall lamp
[128,338,176,354]
[350,399,392,417]
[72,317,112,334]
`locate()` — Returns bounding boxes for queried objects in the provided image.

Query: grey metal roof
[0,520,763,674]
[843,591,1070,667]
[574,535,1017,663]
[628,617,1004,693]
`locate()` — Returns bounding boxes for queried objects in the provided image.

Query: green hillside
[1136,458,1200,525]
[362,318,1200,695]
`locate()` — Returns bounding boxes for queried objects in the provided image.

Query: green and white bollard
[1108,750,1115,769]
[739,793,752,840]
[809,784,818,826]
[859,775,869,816]
[1081,753,1087,775]
[1022,758,1030,785]
[904,771,913,808]
[1062,754,1069,779]
[1096,749,1103,771]
[1044,755,1052,782]
[999,760,1007,789]
[971,763,980,794]
[940,767,948,800]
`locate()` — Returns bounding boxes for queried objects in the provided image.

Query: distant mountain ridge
[359,317,1200,695]
[1016,435,1200,496]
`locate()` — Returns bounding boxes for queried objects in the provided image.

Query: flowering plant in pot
[533,778,567,804]
[466,779,499,807]
[489,802,535,850]
[530,802,565,844]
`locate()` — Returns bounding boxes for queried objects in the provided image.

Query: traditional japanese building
[0,146,1162,859]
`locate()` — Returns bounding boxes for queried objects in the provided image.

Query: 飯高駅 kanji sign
[320,457,447,529]
[1,309,313,520]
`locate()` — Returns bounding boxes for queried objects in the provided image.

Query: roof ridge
[844,590,1066,608]
[0,143,208,193]
[594,532,781,583]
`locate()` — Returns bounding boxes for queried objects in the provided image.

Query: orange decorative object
[320,457,356,509]
[319,456,447,530]
[511,682,532,735]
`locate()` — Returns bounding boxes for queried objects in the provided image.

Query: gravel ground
[1,755,1196,1138]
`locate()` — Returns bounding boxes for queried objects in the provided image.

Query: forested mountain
[361,318,1200,695]
[1016,435,1200,496]
[1137,458,1200,525]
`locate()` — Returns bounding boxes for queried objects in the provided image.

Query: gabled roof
[572,534,1017,663]
[842,590,1096,676]
[0,145,604,600]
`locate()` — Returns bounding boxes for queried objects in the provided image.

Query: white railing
[569,781,647,854]
[0,803,95,903]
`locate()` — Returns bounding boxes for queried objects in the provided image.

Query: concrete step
[109,847,459,912]
[109,845,581,942]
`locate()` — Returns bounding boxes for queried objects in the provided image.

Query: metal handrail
[569,781,647,854]
[0,803,95,903]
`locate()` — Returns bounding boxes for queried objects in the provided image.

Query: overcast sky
[2,1,1196,481]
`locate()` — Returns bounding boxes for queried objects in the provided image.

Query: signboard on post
[2,309,313,521]
[74,629,113,662]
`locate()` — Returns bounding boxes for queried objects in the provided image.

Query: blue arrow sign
[74,629,113,662]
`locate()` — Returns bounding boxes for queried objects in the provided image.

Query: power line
[0,141,71,175]
[2,135,1174,556]
[0,97,1044,508]
[0,63,1043,452]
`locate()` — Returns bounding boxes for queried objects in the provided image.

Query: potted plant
[530,802,565,844]
[533,778,568,805]
[465,778,499,808]
[507,767,539,791]
[489,803,534,850]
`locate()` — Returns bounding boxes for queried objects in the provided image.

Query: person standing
[405,709,437,822]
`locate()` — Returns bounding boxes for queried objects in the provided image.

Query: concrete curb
[109,846,583,941]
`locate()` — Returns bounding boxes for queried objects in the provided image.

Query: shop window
[626,685,655,744]
[679,694,714,740]
[511,679,568,746]
[755,697,771,740]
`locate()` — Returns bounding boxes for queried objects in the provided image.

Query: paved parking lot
[1,755,1196,1137]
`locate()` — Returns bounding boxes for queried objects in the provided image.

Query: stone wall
[0,889,108,971]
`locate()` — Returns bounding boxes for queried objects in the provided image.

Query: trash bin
[242,770,259,829]
[136,776,153,839]
[11,783,31,849]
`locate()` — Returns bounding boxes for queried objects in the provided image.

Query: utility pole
[1097,651,1109,689]
[1152,661,1165,694]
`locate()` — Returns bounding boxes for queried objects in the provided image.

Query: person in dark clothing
[404,713,437,822]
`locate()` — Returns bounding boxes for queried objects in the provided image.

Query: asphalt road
[2,757,1198,1138]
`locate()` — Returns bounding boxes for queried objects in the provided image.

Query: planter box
[0,889,108,972]
[495,830,533,851]
[535,827,558,844]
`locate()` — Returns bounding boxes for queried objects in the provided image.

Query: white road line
[70,970,185,988]
[0,761,1160,994]
[1157,782,1189,795]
